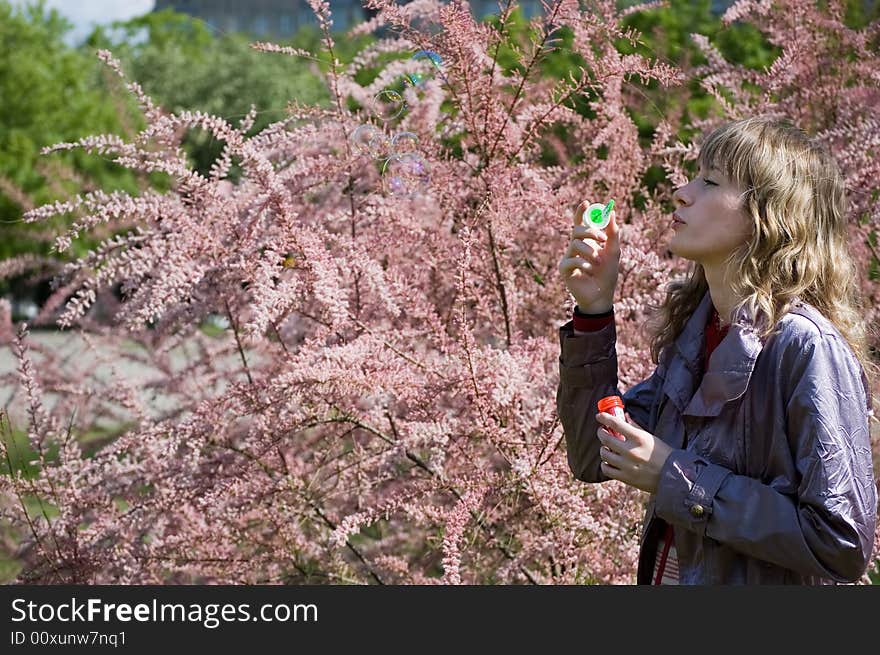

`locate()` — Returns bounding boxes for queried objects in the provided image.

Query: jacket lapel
[662,289,766,418]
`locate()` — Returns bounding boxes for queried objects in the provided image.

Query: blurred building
[152,0,541,35]
[152,1,664,37]
[154,0,373,35]
[152,1,880,36]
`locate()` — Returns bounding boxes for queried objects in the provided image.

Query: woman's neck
[704,266,736,328]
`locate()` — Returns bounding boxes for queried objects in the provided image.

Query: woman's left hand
[595,412,674,494]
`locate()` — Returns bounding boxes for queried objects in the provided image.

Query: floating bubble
[367,131,393,159]
[391,131,420,155]
[405,71,428,88]
[351,124,380,154]
[383,152,430,197]
[351,124,392,159]
[412,49,447,85]
[413,50,443,68]
[371,88,407,122]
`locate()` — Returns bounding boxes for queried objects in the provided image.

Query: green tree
[0,0,145,266]
[86,9,372,178]
[479,1,784,200]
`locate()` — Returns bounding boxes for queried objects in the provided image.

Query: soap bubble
[403,51,445,89]
[351,124,392,159]
[383,152,430,197]
[364,51,443,124]
[413,50,443,68]
[370,131,393,159]
[371,88,407,122]
[412,50,447,85]
[349,52,441,198]
[406,71,428,88]
[351,124,379,155]
[391,131,420,155]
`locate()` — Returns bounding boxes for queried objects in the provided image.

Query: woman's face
[669,163,753,269]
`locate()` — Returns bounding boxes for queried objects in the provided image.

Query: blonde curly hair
[647,115,878,418]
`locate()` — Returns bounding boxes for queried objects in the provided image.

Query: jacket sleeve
[653,332,877,582]
[556,318,667,483]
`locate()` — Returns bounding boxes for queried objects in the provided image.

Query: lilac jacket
[557,290,877,584]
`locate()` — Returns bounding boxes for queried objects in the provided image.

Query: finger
[597,411,625,428]
[604,430,628,450]
[558,256,593,275]
[566,233,600,254]
[596,413,628,441]
[571,235,607,255]
[602,209,618,239]
[570,239,602,260]
[570,238,606,256]
[600,460,622,478]
[600,444,622,467]
[574,200,590,226]
[602,445,633,473]
[597,427,623,450]
[572,225,608,242]
[567,241,603,266]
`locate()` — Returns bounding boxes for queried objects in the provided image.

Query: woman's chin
[664,242,693,262]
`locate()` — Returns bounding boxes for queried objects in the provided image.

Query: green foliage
[838,0,880,27]
[0,3,375,274]
[615,1,778,140]
[0,0,144,264]
[1,422,44,479]
[87,9,373,179]
[477,1,782,166]
[474,0,874,214]
[2,0,876,279]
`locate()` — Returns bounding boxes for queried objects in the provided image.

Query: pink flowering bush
[1,0,878,584]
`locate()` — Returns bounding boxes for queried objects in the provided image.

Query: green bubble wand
[584,199,615,230]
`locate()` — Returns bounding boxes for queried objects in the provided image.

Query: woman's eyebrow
[699,166,724,180]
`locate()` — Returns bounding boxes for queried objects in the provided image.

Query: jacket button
[690,504,705,518]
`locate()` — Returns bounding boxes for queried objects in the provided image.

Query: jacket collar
[661,290,873,419]
[664,289,766,417]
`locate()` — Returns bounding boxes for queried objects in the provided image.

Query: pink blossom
[2,0,877,586]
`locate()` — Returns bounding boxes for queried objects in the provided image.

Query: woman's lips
[672,214,686,227]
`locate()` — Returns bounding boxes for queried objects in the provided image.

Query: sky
[9,0,157,46]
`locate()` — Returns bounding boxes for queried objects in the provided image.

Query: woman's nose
[672,184,691,207]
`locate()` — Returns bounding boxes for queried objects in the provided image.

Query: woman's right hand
[557,200,621,312]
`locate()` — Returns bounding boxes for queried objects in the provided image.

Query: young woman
[556,116,878,584]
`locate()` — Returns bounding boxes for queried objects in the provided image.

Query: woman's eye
[702,178,716,186]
